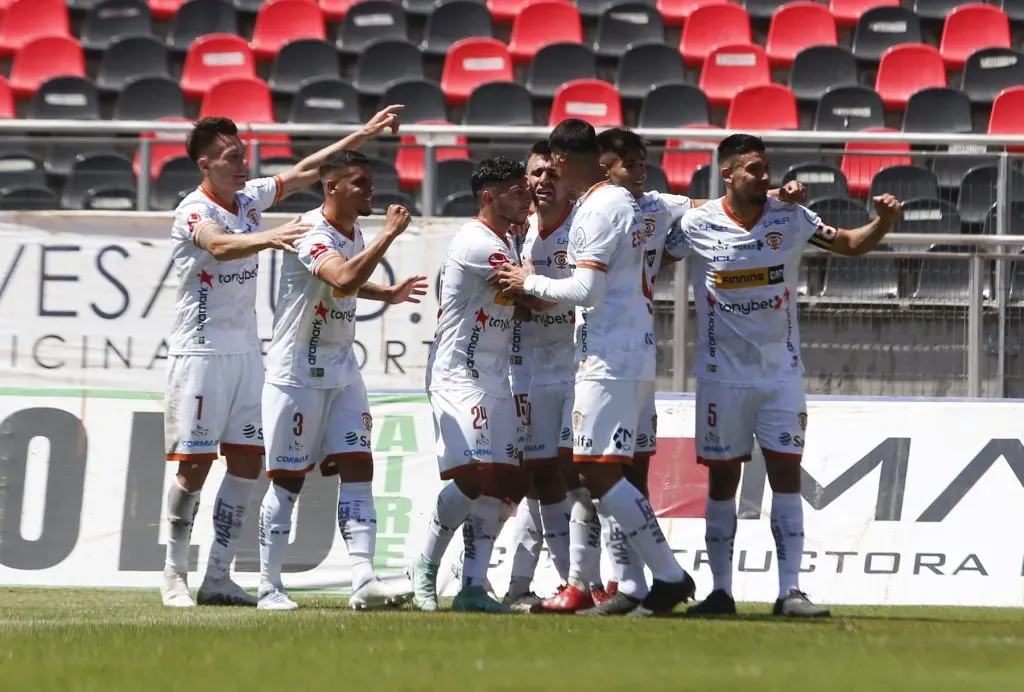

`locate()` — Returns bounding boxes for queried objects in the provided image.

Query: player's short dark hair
[527,139,552,160]
[548,119,599,158]
[717,133,766,168]
[186,117,239,165]
[318,149,372,178]
[597,127,647,161]
[471,156,526,197]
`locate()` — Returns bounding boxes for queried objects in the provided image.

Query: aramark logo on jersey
[306,301,333,375]
[196,270,213,337]
[713,265,784,289]
[465,308,488,377]
[706,295,717,360]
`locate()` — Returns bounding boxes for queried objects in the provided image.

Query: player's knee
[224,453,262,480]
[707,464,742,501]
[530,463,566,504]
[176,461,214,491]
[337,458,374,484]
[272,475,305,494]
[575,462,622,499]
[765,454,802,493]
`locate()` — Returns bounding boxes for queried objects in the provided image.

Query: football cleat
[408,557,440,612]
[452,586,514,613]
[536,584,594,613]
[503,591,542,613]
[196,576,258,607]
[577,592,642,616]
[639,573,697,615]
[160,568,196,608]
[684,589,737,617]
[257,585,299,611]
[350,577,415,610]
[773,590,831,618]
[591,582,615,605]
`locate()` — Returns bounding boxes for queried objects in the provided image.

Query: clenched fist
[382,204,412,237]
[873,193,902,225]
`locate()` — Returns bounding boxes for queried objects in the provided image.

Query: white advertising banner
[0,212,458,392]
[2,389,1023,607]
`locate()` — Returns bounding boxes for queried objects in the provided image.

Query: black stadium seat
[783,163,851,203]
[576,0,636,19]
[960,48,1024,105]
[0,152,46,189]
[743,0,789,21]
[616,43,685,101]
[97,36,170,92]
[914,0,966,21]
[381,79,448,124]
[440,191,478,216]
[167,0,239,53]
[958,165,1024,228]
[526,43,597,99]
[789,45,859,103]
[83,186,137,211]
[372,191,418,215]
[269,39,340,95]
[421,1,493,56]
[269,188,322,213]
[433,159,477,210]
[639,83,709,127]
[809,196,871,231]
[62,153,136,210]
[152,156,201,211]
[464,82,533,125]
[67,0,105,9]
[337,2,408,54]
[34,77,101,120]
[903,87,973,134]
[368,157,401,194]
[644,163,669,193]
[869,165,940,206]
[114,76,185,120]
[593,4,665,58]
[814,85,885,131]
[353,39,424,96]
[852,7,922,63]
[0,186,59,210]
[1000,0,1024,22]
[232,0,264,14]
[81,0,153,52]
[895,198,962,243]
[289,78,361,124]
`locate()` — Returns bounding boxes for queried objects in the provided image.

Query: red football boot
[536,584,595,613]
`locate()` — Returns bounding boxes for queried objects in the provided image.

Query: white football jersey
[168,177,282,356]
[508,225,531,395]
[571,181,656,382]
[637,190,693,282]
[265,207,364,390]
[521,205,576,385]
[427,218,521,395]
[678,197,837,385]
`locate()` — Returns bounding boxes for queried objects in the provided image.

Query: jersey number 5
[514,394,531,425]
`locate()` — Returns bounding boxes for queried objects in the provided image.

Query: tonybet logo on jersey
[713,265,785,289]
[217,267,258,285]
[532,310,574,328]
[720,295,783,314]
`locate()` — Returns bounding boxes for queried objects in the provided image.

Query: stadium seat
[509,1,581,64]
[687,164,712,197]
[440,191,478,216]
[167,0,238,53]
[269,188,321,213]
[593,4,665,58]
[62,153,136,210]
[320,0,361,21]
[134,117,190,180]
[232,0,266,13]
[289,77,361,123]
[0,152,46,189]
[895,198,961,239]
[576,0,634,18]
[33,77,101,120]
[0,77,14,119]
[395,120,470,191]
[989,86,1024,136]
[789,45,858,103]
[914,0,967,22]
[961,48,1024,105]
[151,155,200,210]
[464,81,533,125]
[841,127,912,196]
[644,163,669,193]
[782,163,850,203]
[250,0,326,61]
[199,75,273,121]
[875,44,946,109]
[658,0,728,26]
[725,84,797,130]
[766,2,836,69]
[903,87,972,134]
[180,33,255,100]
[852,7,922,63]
[371,191,418,215]
[97,36,170,92]
[615,43,685,101]
[1001,0,1024,22]
[940,4,1010,70]
[822,253,900,299]
[9,37,86,99]
[336,2,407,54]
[549,79,622,127]
[352,39,423,96]
[662,125,720,193]
[829,0,899,29]
[258,156,299,179]
[0,186,59,210]
[441,38,513,106]
[638,83,709,127]
[81,0,152,53]
[0,0,70,56]
[699,44,769,108]
[680,4,751,67]
[83,186,138,211]
[403,0,454,15]
[958,165,1024,228]
[421,1,493,57]
[381,79,448,124]
[932,147,992,195]
[115,76,185,120]
[367,156,401,193]
[983,201,1024,237]
[268,39,340,94]
[148,0,188,21]
[814,85,885,130]
[810,195,871,230]
[526,43,596,99]
[488,0,531,23]
[433,159,478,210]
[869,164,939,204]
[742,0,789,22]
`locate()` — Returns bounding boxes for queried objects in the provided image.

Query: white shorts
[429,387,519,480]
[262,379,372,478]
[525,380,573,463]
[571,379,655,463]
[636,391,657,457]
[695,377,808,464]
[164,352,264,461]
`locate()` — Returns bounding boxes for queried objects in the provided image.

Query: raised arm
[315,206,412,295]
[194,215,310,261]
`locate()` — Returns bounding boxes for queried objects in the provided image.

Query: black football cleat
[684,588,737,617]
[576,592,642,616]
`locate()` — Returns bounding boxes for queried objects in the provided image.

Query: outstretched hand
[389,275,428,304]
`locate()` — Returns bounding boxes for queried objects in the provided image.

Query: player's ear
[481,189,493,207]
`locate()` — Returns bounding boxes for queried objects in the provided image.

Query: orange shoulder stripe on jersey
[311,250,342,277]
[272,175,285,207]
[191,220,220,247]
[576,260,608,272]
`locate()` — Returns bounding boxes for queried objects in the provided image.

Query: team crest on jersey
[797,412,807,430]
[643,216,656,238]
[571,410,584,432]
[187,212,201,232]
[247,208,259,226]
[765,230,783,251]
[488,252,511,269]
[553,249,569,269]
[361,412,372,431]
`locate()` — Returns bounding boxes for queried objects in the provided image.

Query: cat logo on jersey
[765,230,783,251]
[553,249,569,269]
[713,264,785,289]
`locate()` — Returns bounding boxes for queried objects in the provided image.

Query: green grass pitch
[2,589,1023,691]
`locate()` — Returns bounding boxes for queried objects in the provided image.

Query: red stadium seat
[0,0,70,56]
[988,86,1024,136]
[135,116,190,180]
[9,36,85,99]
[659,0,729,26]
[699,43,770,108]
[489,0,557,22]
[251,0,326,61]
[875,44,946,109]
[766,2,837,68]
[200,76,293,158]
[680,3,751,67]
[441,38,514,106]
[829,0,899,28]
[509,1,582,64]
[840,127,911,196]
[549,79,622,126]
[148,0,189,21]
[940,4,1010,70]
[725,84,798,130]
[0,75,13,118]
[320,0,361,21]
[395,119,470,190]
[180,34,256,100]
[663,124,721,193]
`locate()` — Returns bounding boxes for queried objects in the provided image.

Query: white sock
[338,481,377,593]
[567,487,602,590]
[164,479,200,573]
[771,492,804,599]
[540,498,571,582]
[705,497,737,596]
[599,478,684,583]
[599,509,648,599]
[421,482,474,566]
[205,473,255,580]
[462,496,501,589]
[508,497,542,598]
[258,482,297,589]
